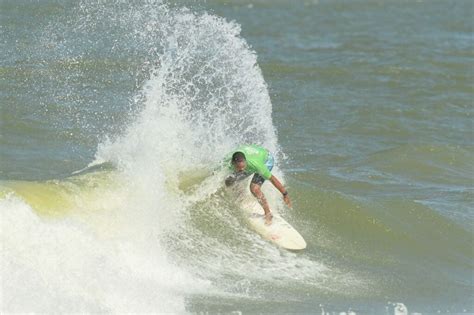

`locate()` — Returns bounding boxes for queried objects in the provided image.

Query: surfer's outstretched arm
[269,175,292,208]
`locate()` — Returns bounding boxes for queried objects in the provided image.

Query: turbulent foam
[0,192,206,313]
[88,0,343,306]
[0,1,297,313]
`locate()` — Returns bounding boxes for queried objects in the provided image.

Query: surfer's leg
[248,154,275,225]
[250,182,272,225]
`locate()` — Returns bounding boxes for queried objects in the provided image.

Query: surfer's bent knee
[250,183,262,196]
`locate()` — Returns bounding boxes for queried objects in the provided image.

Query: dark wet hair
[231,152,246,164]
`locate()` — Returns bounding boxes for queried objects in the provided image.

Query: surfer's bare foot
[264,212,273,225]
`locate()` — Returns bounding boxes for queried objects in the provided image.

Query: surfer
[225,144,291,225]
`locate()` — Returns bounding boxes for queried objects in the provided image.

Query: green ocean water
[1,0,473,314]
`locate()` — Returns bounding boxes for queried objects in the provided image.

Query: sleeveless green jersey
[227,144,272,180]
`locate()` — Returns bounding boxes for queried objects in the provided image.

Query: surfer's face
[233,160,246,172]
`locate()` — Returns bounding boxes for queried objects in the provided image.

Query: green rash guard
[227,144,272,180]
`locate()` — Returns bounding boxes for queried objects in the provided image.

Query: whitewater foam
[1,1,316,312]
[0,192,208,313]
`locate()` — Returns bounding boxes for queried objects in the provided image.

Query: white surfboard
[238,195,307,250]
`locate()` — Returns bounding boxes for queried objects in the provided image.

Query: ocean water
[1,0,473,314]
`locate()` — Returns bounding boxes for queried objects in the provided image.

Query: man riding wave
[224,144,291,225]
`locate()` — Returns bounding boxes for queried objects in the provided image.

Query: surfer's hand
[225,176,236,187]
[283,194,292,208]
[264,212,273,225]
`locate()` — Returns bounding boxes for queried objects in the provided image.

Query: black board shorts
[251,173,266,185]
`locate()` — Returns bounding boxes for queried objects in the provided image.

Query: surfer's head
[231,151,246,171]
